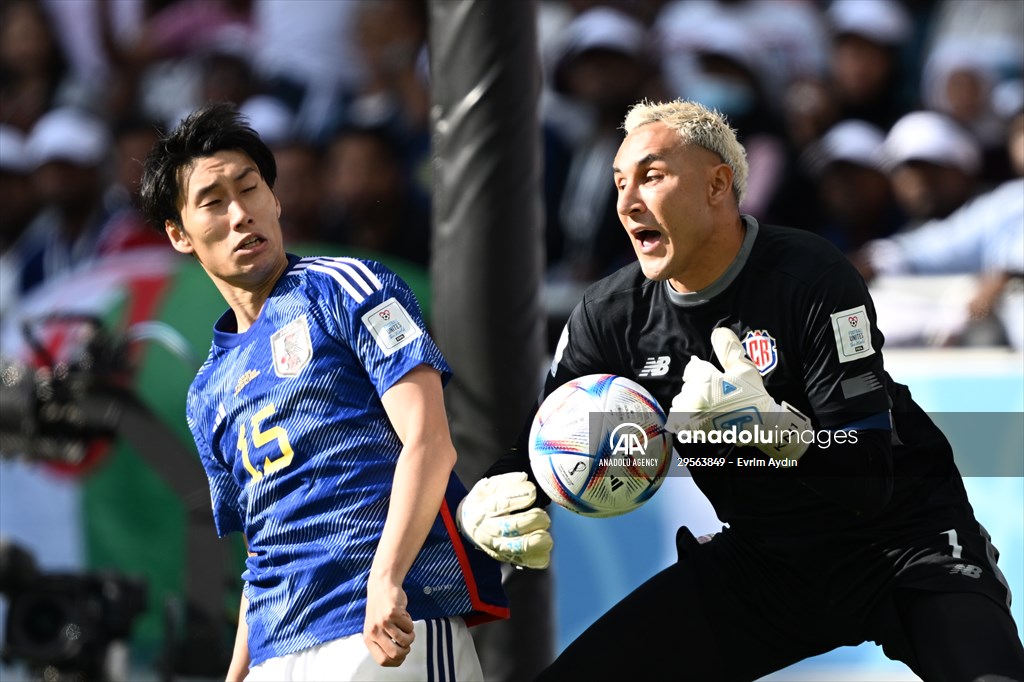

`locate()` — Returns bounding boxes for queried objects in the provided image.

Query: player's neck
[668,213,746,294]
[215,259,290,333]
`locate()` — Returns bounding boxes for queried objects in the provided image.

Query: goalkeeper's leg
[884,589,1024,680]
[534,527,841,681]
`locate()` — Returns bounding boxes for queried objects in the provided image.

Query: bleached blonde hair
[622,99,749,205]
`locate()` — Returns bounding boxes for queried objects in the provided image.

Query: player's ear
[707,162,734,206]
[166,220,194,255]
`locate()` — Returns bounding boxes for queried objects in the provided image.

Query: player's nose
[616,181,644,216]
[228,197,253,228]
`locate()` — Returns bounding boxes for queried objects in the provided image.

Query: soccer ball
[528,374,673,518]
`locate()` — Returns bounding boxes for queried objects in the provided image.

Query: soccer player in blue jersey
[139,102,509,681]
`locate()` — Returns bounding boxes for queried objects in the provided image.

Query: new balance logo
[949,564,982,579]
[639,356,671,377]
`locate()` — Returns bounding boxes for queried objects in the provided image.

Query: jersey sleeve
[796,257,893,429]
[314,257,451,397]
[186,390,244,537]
[546,296,620,395]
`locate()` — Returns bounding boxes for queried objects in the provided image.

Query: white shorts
[245,617,483,682]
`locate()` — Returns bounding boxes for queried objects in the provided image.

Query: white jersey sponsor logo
[638,356,671,377]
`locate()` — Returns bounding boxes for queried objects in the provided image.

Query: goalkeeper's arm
[456,411,553,569]
[478,412,551,507]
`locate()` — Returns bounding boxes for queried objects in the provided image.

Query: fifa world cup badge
[741,330,778,375]
[271,315,314,377]
[830,305,875,363]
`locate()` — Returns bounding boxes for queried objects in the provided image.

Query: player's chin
[635,254,670,282]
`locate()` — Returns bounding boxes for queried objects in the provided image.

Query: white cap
[882,110,981,174]
[921,38,1022,113]
[690,15,761,77]
[803,119,886,174]
[828,0,911,47]
[0,124,31,174]
[554,6,647,67]
[26,107,111,169]
[239,95,295,147]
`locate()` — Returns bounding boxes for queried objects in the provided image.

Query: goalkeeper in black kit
[455,99,1024,681]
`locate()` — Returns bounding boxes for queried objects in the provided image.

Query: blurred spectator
[853,90,1024,348]
[272,139,325,245]
[765,75,841,232]
[678,18,787,220]
[96,114,169,252]
[924,0,1024,74]
[654,0,829,105]
[251,0,363,143]
[0,0,75,132]
[319,125,430,267]
[921,39,1021,184]
[111,0,254,129]
[40,0,143,111]
[546,6,664,284]
[825,0,915,130]
[14,107,114,297]
[881,109,983,227]
[346,0,431,204]
[0,125,40,317]
[801,119,905,252]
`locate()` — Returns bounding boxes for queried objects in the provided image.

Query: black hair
[139,102,277,231]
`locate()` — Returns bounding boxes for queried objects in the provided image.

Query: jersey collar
[212,253,303,349]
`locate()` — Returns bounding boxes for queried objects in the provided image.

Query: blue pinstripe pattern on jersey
[185,255,505,666]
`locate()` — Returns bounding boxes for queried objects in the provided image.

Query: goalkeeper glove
[456,472,553,569]
[665,327,812,461]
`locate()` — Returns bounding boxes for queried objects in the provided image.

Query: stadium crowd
[1,0,1022,346]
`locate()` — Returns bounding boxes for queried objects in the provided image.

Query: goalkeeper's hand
[665,327,812,461]
[456,472,553,569]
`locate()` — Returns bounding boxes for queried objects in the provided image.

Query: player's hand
[456,472,553,569]
[665,328,812,461]
[363,578,415,667]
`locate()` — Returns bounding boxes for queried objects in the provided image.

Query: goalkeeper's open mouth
[632,228,663,253]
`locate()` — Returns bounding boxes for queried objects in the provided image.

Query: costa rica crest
[741,329,778,375]
[271,315,313,377]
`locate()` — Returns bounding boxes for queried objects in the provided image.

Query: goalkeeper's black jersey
[503,216,972,541]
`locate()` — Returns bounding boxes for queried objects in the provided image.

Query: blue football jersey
[185,255,508,666]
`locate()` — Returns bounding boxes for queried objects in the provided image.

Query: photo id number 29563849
[676,457,728,467]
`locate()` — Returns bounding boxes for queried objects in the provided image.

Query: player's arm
[225,591,250,681]
[456,302,607,569]
[362,363,454,666]
[456,409,554,569]
[225,538,254,682]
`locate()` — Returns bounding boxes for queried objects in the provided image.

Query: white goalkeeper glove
[665,327,812,462]
[456,472,553,569]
